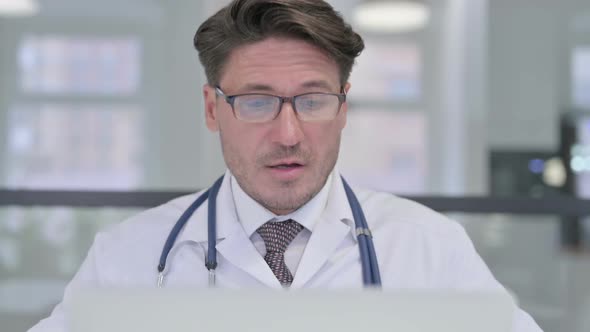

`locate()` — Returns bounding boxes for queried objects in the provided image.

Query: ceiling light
[354,1,430,33]
[0,0,38,17]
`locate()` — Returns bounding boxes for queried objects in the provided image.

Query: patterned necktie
[257,219,304,286]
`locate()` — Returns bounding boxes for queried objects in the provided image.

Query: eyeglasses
[215,86,346,123]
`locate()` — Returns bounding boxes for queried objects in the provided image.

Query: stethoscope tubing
[341,177,381,286]
[205,176,224,271]
[157,188,211,274]
[158,175,381,288]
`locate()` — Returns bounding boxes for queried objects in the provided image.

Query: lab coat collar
[171,171,281,287]
[323,169,356,239]
[290,168,357,288]
[170,168,358,288]
[173,170,240,245]
[174,169,354,245]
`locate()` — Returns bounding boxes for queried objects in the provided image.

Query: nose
[271,100,305,147]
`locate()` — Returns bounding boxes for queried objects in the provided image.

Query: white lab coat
[29,171,543,331]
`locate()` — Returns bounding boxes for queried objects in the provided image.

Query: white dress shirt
[230,173,332,274]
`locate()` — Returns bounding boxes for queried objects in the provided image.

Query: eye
[245,98,271,107]
[298,95,328,110]
[303,99,319,107]
[237,95,276,110]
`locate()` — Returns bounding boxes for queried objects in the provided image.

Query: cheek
[308,121,342,143]
[223,125,264,160]
[306,124,343,151]
[216,106,236,129]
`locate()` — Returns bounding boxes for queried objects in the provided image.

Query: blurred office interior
[1,0,590,331]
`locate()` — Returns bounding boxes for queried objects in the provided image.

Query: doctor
[29,0,542,331]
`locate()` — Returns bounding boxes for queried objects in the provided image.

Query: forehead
[219,37,341,92]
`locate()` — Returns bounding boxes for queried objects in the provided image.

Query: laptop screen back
[67,288,515,332]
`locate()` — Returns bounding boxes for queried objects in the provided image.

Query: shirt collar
[173,168,357,245]
[230,171,333,237]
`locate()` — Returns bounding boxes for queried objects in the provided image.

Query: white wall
[427,0,489,195]
[150,0,225,189]
[486,0,590,151]
[0,20,7,178]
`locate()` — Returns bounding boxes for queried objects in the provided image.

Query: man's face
[203,37,349,215]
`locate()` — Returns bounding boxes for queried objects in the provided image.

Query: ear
[344,82,351,94]
[203,84,219,132]
[339,82,351,129]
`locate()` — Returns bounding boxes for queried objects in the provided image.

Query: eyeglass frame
[214,85,347,123]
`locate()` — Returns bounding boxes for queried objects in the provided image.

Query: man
[29,0,542,331]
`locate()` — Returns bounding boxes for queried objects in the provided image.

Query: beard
[219,129,340,215]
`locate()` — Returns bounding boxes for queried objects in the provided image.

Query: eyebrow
[300,80,336,91]
[238,80,338,94]
[240,83,274,92]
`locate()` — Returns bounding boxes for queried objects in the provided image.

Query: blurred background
[1,0,590,331]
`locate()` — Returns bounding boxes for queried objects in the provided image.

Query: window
[350,42,422,102]
[18,36,140,95]
[340,39,426,194]
[6,104,143,189]
[340,110,427,194]
[572,46,590,108]
[4,36,145,189]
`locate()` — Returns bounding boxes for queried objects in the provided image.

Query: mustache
[257,145,311,165]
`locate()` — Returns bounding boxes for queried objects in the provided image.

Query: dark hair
[194,0,364,86]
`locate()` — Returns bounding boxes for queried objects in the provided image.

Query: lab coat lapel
[174,172,281,288]
[290,215,350,289]
[290,174,355,289]
[216,226,282,289]
[212,172,281,289]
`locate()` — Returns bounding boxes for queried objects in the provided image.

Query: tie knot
[257,219,303,254]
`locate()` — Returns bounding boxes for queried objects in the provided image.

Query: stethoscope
[156,175,381,288]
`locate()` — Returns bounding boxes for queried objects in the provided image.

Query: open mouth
[266,161,305,179]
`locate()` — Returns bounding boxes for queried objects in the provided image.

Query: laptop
[67,288,515,332]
